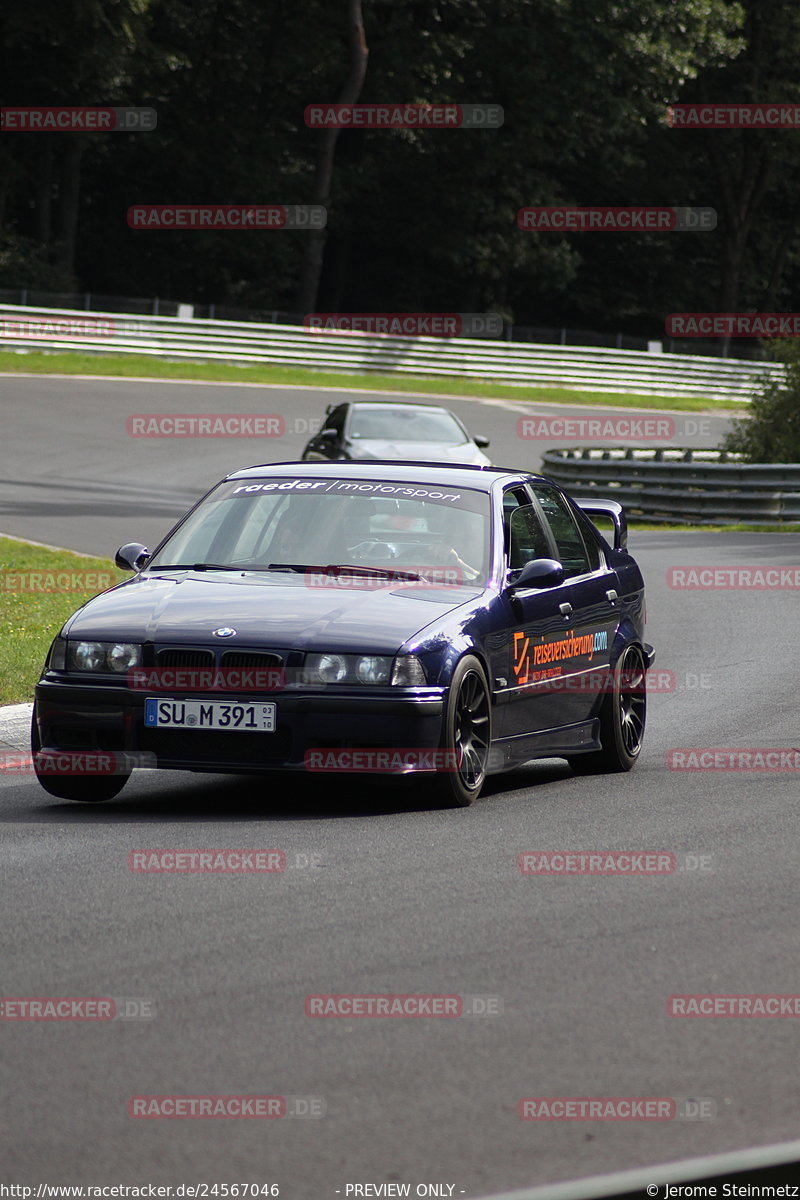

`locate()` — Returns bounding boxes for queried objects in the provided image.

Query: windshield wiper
[151,563,247,572]
[322,564,423,581]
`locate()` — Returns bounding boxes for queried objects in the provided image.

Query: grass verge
[0,350,743,413]
[0,536,127,705]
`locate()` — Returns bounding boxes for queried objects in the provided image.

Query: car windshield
[349,407,468,443]
[147,476,491,583]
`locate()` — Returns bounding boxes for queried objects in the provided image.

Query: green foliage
[723,341,800,462]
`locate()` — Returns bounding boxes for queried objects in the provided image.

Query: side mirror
[508,558,565,590]
[474,434,490,448]
[318,428,338,442]
[115,542,150,571]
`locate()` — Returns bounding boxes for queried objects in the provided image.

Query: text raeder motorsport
[231,479,463,503]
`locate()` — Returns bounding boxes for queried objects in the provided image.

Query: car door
[529,482,620,722]
[498,487,585,738]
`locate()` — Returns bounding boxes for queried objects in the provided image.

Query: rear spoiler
[574,497,627,550]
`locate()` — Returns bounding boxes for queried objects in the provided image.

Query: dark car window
[531,484,595,577]
[507,504,552,569]
[349,406,467,443]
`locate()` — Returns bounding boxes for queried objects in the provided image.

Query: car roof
[224,459,550,492]
[332,400,455,412]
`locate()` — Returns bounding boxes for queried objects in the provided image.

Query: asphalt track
[4,375,799,1195]
[0,373,730,555]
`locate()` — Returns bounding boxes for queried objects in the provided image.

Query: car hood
[63,571,482,653]
[349,439,490,466]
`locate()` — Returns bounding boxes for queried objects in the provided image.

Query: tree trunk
[56,139,84,279]
[36,137,54,247]
[295,0,368,314]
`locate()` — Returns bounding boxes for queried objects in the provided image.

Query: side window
[531,485,594,577]
[507,504,552,569]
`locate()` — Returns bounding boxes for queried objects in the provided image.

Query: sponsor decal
[512,628,608,686]
[229,479,463,503]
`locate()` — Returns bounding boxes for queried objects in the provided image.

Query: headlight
[303,652,397,685]
[314,653,348,683]
[356,655,391,684]
[391,654,427,686]
[66,641,143,673]
[107,643,142,673]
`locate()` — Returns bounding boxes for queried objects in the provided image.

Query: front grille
[221,650,283,669]
[157,648,215,669]
[140,727,291,767]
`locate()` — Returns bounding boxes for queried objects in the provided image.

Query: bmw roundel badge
[212,627,237,638]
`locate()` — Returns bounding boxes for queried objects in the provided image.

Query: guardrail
[0,303,782,400]
[543,447,800,523]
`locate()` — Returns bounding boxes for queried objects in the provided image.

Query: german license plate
[145,698,276,731]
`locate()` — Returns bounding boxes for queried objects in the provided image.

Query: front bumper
[33,679,446,775]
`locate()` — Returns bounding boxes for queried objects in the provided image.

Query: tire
[568,643,647,774]
[30,709,129,802]
[433,655,492,806]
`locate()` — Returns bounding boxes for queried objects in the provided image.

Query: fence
[542,448,800,523]
[0,304,782,401]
